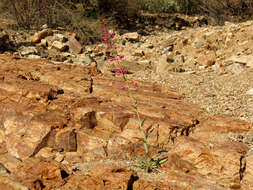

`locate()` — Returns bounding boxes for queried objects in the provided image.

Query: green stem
[122,72,151,160]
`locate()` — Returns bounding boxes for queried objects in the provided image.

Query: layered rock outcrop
[0,54,252,189]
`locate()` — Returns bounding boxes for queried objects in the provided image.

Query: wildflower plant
[100,18,168,173]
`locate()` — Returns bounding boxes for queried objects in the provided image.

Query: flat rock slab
[0,54,253,189]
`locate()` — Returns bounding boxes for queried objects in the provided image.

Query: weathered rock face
[67,33,83,54]
[0,53,253,189]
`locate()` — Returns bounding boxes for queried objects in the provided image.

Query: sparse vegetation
[0,0,102,44]
[144,0,181,13]
[100,18,168,172]
[1,0,253,43]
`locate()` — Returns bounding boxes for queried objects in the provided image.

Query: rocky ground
[1,14,253,189]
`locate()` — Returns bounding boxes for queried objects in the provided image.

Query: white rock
[51,41,68,52]
[19,46,38,56]
[156,54,169,75]
[54,33,68,42]
[62,52,73,57]
[142,43,154,49]
[246,88,253,95]
[27,55,41,59]
[138,60,151,66]
[41,24,48,29]
[55,152,64,162]
[198,65,206,70]
[74,54,94,66]
[226,63,245,74]
[123,32,139,41]
[39,39,48,48]
[228,55,253,68]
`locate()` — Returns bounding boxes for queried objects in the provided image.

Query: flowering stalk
[120,71,152,161]
[99,18,167,172]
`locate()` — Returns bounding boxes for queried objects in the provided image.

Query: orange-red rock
[30,29,53,43]
[0,54,252,189]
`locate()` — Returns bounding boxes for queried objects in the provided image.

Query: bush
[144,0,181,13]
[1,0,253,37]
[6,0,53,29]
[0,0,102,44]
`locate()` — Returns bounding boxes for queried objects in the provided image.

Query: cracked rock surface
[0,53,252,189]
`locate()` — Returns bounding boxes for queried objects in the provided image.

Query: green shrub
[0,0,101,44]
[144,0,181,13]
[2,0,253,39]
[51,1,101,44]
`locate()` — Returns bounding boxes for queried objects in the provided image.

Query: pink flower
[106,45,111,49]
[109,57,114,62]
[100,29,104,33]
[111,33,115,38]
[119,55,124,60]
[120,85,125,90]
[120,68,127,74]
[105,31,109,35]
[104,37,108,42]
[115,70,121,76]
[132,82,137,87]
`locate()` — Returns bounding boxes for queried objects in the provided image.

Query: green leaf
[140,118,146,127]
[145,166,150,173]
[132,162,142,168]
[154,151,166,160]
[158,156,168,164]
[132,100,138,109]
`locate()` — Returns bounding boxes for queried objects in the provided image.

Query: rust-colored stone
[0,53,253,189]
[68,33,82,54]
[30,29,53,43]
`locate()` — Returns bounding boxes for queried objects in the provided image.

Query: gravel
[130,68,253,123]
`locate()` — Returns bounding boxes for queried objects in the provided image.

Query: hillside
[1,1,253,189]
